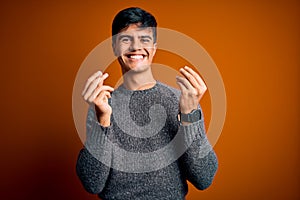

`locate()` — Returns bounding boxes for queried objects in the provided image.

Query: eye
[141,38,150,43]
[120,37,131,44]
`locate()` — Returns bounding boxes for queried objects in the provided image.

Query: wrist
[95,105,111,127]
[180,109,193,114]
[180,106,198,114]
[98,114,111,127]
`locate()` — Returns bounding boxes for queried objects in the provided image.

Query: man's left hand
[176,66,207,114]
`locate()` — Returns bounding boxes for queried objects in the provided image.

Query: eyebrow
[118,35,132,40]
[118,35,153,40]
[140,35,153,40]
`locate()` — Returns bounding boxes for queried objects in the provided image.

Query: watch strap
[179,109,201,123]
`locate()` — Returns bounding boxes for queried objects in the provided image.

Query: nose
[130,38,142,51]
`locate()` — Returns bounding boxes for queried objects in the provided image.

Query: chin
[125,63,150,73]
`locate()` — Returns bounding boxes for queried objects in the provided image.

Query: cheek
[147,48,156,59]
[114,44,128,57]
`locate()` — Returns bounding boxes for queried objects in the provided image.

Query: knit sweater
[76,81,218,200]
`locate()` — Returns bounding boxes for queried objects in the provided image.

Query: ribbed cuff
[181,120,212,158]
[181,119,205,139]
[84,105,112,166]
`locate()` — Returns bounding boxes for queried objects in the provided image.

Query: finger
[82,71,102,95]
[83,76,102,101]
[176,76,193,90]
[179,67,199,89]
[176,77,188,92]
[97,73,109,87]
[94,90,111,105]
[88,85,114,103]
[183,66,206,89]
[83,73,109,101]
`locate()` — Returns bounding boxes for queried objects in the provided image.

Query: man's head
[112,7,157,73]
[112,7,157,44]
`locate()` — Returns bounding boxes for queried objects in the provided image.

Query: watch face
[190,109,201,122]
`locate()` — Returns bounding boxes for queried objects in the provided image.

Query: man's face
[113,24,157,73]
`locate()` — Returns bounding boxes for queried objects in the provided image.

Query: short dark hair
[112,7,157,43]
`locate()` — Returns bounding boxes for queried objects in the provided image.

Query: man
[76,7,218,200]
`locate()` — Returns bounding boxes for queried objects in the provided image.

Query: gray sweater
[76,82,218,200]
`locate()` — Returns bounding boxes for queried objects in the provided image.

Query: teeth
[129,55,143,59]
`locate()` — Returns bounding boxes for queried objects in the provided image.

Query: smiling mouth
[125,54,146,60]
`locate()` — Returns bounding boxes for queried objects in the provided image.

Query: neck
[122,67,156,91]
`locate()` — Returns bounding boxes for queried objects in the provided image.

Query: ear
[152,43,157,56]
[112,41,118,56]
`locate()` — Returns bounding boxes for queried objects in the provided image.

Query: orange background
[1,0,299,199]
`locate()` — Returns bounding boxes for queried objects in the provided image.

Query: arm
[76,106,113,194]
[76,71,114,194]
[179,114,218,190]
[176,66,218,189]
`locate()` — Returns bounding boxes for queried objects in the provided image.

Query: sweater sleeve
[76,105,113,194]
[179,109,218,190]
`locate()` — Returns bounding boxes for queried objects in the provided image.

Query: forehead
[118,24,153,36]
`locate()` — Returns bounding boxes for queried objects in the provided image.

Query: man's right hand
[82,71,114,126]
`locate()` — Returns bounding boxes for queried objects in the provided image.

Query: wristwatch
[179,109,202,123]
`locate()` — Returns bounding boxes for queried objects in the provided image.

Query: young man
[76,7,218,200]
